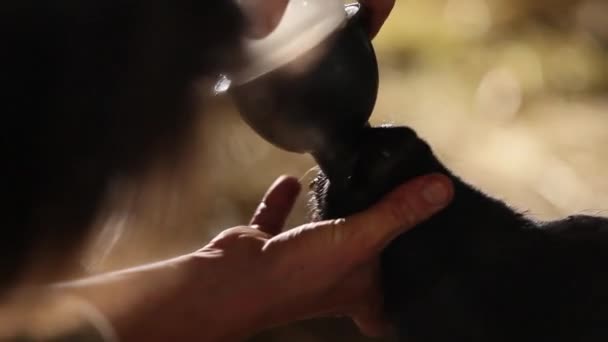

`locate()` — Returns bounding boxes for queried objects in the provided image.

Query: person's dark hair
[2,0,244,292]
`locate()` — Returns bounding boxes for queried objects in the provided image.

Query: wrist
[176,252,272,341]
[93,253,270,341]
[54,255,251,341]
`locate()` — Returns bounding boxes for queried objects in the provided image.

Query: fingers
[322,174,453,260]
[237,0,289,38]
[360,0,396,38]
[251,175,302,236]
[239,0,394,39]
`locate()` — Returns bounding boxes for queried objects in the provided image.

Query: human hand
[191,173,453,339]
[53,173,452,342]
[361,0,396,38]
[238,0,395,39]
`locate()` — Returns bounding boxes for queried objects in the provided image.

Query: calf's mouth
[310,125,447,221]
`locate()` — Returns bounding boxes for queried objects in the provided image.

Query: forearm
[48,254,260,341]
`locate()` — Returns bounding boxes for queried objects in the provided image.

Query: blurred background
[84,0,608,340]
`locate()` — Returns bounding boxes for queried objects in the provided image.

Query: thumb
[301,174,454,263]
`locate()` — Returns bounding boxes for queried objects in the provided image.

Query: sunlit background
[84,1,608,341]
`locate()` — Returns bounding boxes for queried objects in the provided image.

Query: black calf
[311,125,608,342]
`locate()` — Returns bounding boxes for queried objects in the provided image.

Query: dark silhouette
[2,0,244,292]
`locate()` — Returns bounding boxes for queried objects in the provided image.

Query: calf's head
[310,125,449,221]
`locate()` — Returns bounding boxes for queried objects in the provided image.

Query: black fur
[311,125,608,342]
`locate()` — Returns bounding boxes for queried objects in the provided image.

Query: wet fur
[310,125,608,342]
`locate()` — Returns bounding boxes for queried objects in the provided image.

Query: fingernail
[422,179,450,205]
